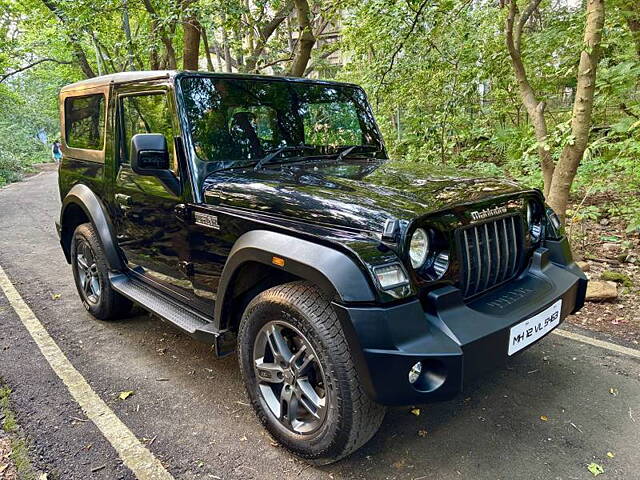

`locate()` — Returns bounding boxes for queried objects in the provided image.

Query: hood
[202,159,532,233]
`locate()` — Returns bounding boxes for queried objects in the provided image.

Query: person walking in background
[51,140,62,163]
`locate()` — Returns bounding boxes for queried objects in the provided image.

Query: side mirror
[130,133,170,175]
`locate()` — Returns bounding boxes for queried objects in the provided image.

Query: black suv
[56,71,587,464]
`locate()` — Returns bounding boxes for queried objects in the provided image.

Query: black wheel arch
[215,230,377,331]
[59,184,123,271]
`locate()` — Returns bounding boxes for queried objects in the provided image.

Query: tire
[70,223,132,320]
[238,281,386,464]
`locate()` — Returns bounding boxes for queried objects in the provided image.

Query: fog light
[408,361,422,384]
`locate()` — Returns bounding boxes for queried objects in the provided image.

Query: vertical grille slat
[473,227,482,293]
[509,215,518,277]
[458,214,524,299]
[462,229,472,297]
[500,217,509,282]
[484,223,492,290]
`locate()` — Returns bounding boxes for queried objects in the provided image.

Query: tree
[504,0,606,219]
[288,0,315,76]
[620,0,640,59]
[182,0,201,70]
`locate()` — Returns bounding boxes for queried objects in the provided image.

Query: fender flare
[60,184,124,271]
[214,230,376,326]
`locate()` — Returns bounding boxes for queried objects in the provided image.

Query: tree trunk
[221,25,233,72]
[547,0,605,220]
[244,1,293,73]
[142,0,177,69]
[183,15,201,70]
[288,0,315,77]
[209,35,223,70]
[504,0,554,196]
[148,17,161,70]
[121,0,135,70]
[201,27,215,71]
[622,0,640,59]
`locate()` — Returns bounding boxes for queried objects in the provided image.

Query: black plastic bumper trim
[338,246,587,406]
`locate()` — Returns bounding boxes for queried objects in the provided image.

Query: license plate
[508,299,562,355]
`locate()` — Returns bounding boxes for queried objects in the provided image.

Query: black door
[112,87,193,302]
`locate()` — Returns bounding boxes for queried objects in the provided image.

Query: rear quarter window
[64,94,106,150]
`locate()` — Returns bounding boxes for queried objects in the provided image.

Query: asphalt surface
[0,169,639,480]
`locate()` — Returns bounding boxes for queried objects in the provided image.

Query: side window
[65,94,105,150]
[120,93,176,172]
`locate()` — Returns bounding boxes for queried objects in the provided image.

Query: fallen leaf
[607,452,615,458]
[418,429,428,437]
[410,408,420,416]
[587,463,604,476]
[118,390,134,400]
[540,415,549,422]
[51,293,61,300]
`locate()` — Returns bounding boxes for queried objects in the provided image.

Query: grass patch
[0,386,17,433]
[600,271,633,288]
[0,385,39,480]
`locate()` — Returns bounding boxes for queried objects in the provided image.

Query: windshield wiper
[334,145,380,162]
[254,145,315,170]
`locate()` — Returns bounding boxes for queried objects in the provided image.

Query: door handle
[115,193,132,206]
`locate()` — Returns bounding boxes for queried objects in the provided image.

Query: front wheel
[238,281,386,464]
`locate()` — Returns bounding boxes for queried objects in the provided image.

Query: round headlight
[409,228,429,269]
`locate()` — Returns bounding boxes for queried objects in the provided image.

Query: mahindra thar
[56,71,587,464]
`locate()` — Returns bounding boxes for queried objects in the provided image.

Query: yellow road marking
[0,264,174,480]
[553,328,640,359]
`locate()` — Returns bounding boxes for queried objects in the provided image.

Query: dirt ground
[0,435,18,479]
[566,200,640,345]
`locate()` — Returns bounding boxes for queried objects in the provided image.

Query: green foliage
[0,0,638,233]
[600,270,633,287]
[0,83,54,186]
[338,0,640,230]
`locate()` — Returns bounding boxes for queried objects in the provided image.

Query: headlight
[409,228,429,269]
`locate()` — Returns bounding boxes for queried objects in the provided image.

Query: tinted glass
[180,77,384,169]
[120,93,176,171]
[64,94,105,150]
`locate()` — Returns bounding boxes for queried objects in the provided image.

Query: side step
[109,273,235,357]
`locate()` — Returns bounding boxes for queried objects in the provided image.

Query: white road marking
[0,264,174,480]
[554,328,640,359]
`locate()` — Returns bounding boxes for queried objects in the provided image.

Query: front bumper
[335,240,587,406]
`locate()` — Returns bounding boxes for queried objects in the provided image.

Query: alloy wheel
[75,239,101,304]
[253,320,328,434]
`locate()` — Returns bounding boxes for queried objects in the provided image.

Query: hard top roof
[60,70,359,93]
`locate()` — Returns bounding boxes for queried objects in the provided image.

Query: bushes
[0,84,56,187]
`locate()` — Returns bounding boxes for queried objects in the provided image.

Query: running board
[109,273,235,357]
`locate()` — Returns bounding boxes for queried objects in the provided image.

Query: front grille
[458,214,525,298]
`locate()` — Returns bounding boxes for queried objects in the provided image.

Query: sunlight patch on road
[0,264,175,480]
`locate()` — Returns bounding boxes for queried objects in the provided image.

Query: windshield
[179,76,385,178]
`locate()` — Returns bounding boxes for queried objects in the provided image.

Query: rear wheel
[70,223,132,320]
[238,281,386,464]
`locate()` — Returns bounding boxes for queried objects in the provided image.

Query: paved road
[0,169,639,480]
